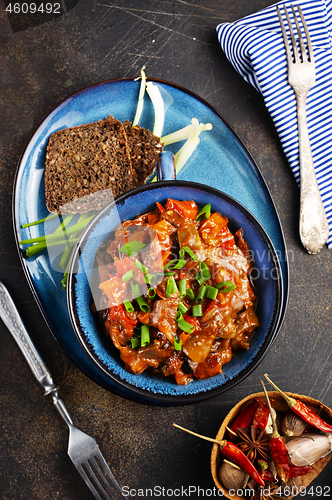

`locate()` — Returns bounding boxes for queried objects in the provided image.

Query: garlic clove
[286,433,332,467]
[264,407,277,434]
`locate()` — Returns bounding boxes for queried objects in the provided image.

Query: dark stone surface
[0,1,331,499]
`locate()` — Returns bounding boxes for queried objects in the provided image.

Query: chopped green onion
[195,285,207,304]
[177,301,188,315]
[171,277,179,295]
[174,259,187,269]
[179,246,199,262]
[216,281,236,293]
[179,279,187,298]
[124,300,134,312]
[136,296,150,313]
[144,273,156,285]
[166,276,178,298]
[135,259,148,274]
[153,272,175,281]
[148,287,156,299]
[192,304,203,317]
[196,203,211,221]
[163,259,187,270]
[206,285,218,300]
[196,261,211,285]
[118,240,146,256]
[140,325,150,347]
[131,282,140,299]
[186,288,195,301]
[131,336,141,349]
[166,278,173,298]
[122,269,135,282]
[200,261,210,272]
[176,312,195,334]
[153,271,175,277]
[174,335,182,351]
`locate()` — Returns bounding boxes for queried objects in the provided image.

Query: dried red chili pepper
[259,460,313,481]
[261,380,289,483]
[264,374,332,434]
[289,465,314,478]
[173,423,265,487]
[258,460,277,482]
[230,397,260,433]
[219,440,265,486]
[252,400,274,430]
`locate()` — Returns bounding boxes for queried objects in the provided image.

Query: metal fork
[0,282,126,500]
[277,4,329,254]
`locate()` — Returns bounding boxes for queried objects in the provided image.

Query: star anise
[252,484,279,500]
[236,425,271,461]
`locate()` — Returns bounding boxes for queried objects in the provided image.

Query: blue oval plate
[13,78,289,405]
[67,180,284,404]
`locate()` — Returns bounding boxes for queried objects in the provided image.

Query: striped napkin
[216,0,332,248]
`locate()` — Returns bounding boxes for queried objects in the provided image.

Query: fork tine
[276,6,293,64]
[84,459,114,500]
[77,463,104,500]
[283,5,300,63]
[297,4,315,62]
[291,4,307,62]
[93,453,126,499]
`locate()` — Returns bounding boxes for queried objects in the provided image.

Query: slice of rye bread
[123,120,163,185]
[45,116,133,214]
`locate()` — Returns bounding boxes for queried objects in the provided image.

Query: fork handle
[0,282,73,426]
[296,92,329,254]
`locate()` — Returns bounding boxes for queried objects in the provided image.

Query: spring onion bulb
[132,69,147,127]
[146,81,164,138]
[161,122,212,146]
[25,237,79,258]
[174,118,201,174]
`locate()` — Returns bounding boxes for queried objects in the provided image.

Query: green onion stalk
[174,118,201,174]
[161,122,212,146]
[19,210,97,289]
[132,69,147,127]
[146,81,165,138]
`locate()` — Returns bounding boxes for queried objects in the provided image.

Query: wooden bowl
[211,391,332,499]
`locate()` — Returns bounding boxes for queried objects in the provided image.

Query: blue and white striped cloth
[217,0,332,248]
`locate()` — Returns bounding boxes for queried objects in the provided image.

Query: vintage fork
[0,282,126,500]
[277,4,329,254]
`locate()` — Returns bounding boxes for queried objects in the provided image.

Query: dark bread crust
[45,116,133,214]
[123,120,163,185]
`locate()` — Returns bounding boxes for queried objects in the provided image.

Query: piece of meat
[149,299,179,343]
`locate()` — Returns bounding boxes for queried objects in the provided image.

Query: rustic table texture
[0,1,331,499]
